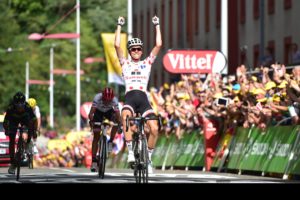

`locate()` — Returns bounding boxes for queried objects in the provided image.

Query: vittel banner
[163,50,227,74]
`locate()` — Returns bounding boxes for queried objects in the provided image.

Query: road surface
[0,167,297,183]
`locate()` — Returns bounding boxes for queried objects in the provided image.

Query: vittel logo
[163,50,227,74]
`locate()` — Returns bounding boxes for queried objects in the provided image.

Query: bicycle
[14,126,33,181]
[93,119,118,179]
[125,114,162,184]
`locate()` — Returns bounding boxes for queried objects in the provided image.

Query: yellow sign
[101,33,127,85]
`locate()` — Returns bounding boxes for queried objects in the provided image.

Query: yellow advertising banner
[101,33,127,85]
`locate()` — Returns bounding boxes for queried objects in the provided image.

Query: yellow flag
[101,33,127,85]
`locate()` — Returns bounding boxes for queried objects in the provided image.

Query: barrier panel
[285,130,300,175]
[211,128,234,171]
[165,134,179,167]
[226,127,252,170]
[187,133,205,167]
[261,126,298,173]
[152,134,168,167]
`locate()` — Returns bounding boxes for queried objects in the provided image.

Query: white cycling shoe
[148,161,153,174]
[127,152,135,163]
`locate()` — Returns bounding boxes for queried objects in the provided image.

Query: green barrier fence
[225,126,300,176]
[105,126,300,177]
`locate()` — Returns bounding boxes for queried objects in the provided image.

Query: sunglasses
[130,47,142,52]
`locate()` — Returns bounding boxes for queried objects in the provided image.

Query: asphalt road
[0,167,297,183]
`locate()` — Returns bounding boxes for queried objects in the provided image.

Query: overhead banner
[101,33,127,85]
[163,50,227,74]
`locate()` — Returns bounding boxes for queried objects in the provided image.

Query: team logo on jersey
[140,64,146,69]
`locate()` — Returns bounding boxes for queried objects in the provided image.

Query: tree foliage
[0,0,127,131]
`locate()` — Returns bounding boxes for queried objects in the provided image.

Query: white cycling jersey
[120,53,156,94]
[33,105,41,119]
[92,93,119,112]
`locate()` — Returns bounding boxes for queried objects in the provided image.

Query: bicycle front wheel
[16,138,23,181]
[98,135,107,179]
[141,135,149,183]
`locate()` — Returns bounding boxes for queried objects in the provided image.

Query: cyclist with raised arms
[114,15,162,173]
[88,87,121,172]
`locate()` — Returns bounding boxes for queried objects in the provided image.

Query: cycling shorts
[122,90,154,117]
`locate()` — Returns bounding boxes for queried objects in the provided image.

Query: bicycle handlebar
[91,121,119,132]
[125,115,162,132]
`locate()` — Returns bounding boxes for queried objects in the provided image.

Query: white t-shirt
[120,54,156,94]
[34,105,41,118]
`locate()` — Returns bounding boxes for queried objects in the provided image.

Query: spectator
[291,43,300,65]
[261,48,274,67]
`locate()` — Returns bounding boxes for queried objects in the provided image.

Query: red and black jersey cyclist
[3,92,38,174]
[88,87,121,172]
[114,15,162,174]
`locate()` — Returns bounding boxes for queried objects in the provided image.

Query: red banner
[163,50,227,74]
[80,102,92,119]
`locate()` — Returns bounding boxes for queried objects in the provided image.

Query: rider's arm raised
[115,16,125,60]
[151,16,162,57]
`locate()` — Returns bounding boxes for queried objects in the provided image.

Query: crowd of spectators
[34,137,91,168]
[149,63,300,139]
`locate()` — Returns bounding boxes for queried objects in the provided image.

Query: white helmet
[127,38,143,49]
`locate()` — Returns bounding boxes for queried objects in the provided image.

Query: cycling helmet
[127,38,143,50]
[13,92,25,105]
[102,87,114,101]
[28,98,37,108]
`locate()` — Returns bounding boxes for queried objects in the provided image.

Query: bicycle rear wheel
[98,135,107,179]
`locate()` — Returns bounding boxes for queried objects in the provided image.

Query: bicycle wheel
[16,137,23,181]
[28,141,34,169]
[28,153,34,169]
[141,135,148,183]
[98,135,107,179]
[132,135,141,183]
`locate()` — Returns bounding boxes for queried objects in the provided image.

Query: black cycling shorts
[122,90,154,117]
[93,108,116,123]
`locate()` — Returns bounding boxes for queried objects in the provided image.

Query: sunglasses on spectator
[130,47,142,52]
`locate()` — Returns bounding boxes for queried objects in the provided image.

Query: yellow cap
[177,81,184,87]
[183,94,191,100]
[277,80,288,89]
[251,76,258,82]
[273,96,281,102]
[28,98,37,108]
[163,83,170,90]
[234,96,240,102]
[282,92,287,97]
[253,89,266,95]
[265,82,277,90]
[257,98,267,103]
[213,93,223,99]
